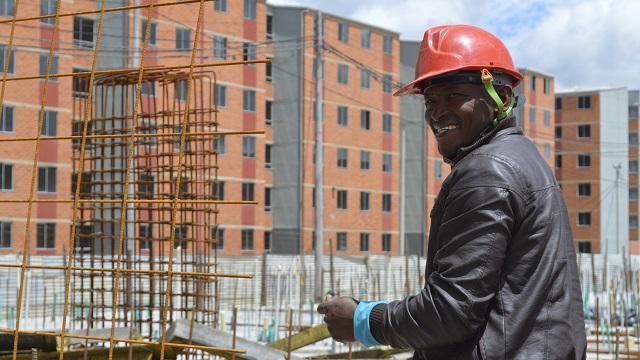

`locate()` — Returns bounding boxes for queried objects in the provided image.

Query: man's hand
[317,296,358,343]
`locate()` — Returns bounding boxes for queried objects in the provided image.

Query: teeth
[436,125,457,135]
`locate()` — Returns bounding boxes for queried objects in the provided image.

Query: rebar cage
[0,0,264,358]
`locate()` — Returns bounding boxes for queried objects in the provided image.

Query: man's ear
[497,85,514,107]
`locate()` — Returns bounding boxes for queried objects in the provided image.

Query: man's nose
[426,102,448,124]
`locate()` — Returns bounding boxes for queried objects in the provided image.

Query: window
[242,182,255,201]
[266,14,273,39]
[337,232,347,251]
[40,110,57,136]
[630,132,638,146]
[213,36,227,59]
[215,84,227,107]
[338,22,348,43]
[241,229,254,250]
[0,44,15,73]
[338,64,349,84]
[39,54,58,79]
[360,110,370,130]
[141,19,157,46]
[242,136,256,158]
[383,114,392,133]
[577,153,591,168]
[337,190,347,210]
[1,105,13,132]
[555,154,562,169]
[0,221,10,248]
[265,187,271,212]
[40,0,55,24]
[243,42,256,62]
[630,187,638,201]
[530,74,536,91]
[543,143,550,159]
[73,68,89,98]
[264,230,271,251]
[139,223,151,250]
[383,74,392,93]
[0,163,12,190]
[360,233,369,252]
[243,90,256,112]
[360,150,370,170]
[630,160,638,174]
[578,183,591,197]
[337,148,348,168]
[36,223,55,249]
[244,0,257,20]
[578,212,591,226]
[529,107,536,124]
[577,124,591,138]
[266,62,272,82]
[360,191,370,211]
[265,100,272,125]
[382,193,391,212]
[214,0,227,12]
[73,17,94,49]
[175,28,191,51]
[37,166,56,192]
[71,171,92,199]
[631,106,639,119]
[631,215,639,229]
[138,172,154,198]
[337,106,348,127]
[174,226,187,249]
[434,160,442,178]
[543,78,550,94]
[213,227,224,250]
[382,153,392,172]
[213,135,226,154]
[382,234,391,252]
[361,28,371,48]
[173,125,191,151]
[555,126,562,139]
[578,95,591,109]
[360,69,370,89]
[543,110,550,127]
[141,81,155,96]
[175,79,187,102]
[383,35,392,54]
[211,180,225,200]
[265,143,272,168]
[578,241,591,254]
[555,97,562,110]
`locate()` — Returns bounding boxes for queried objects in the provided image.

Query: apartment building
[628,90,640,252]
[269,5,403,256]
[0,0,272,256]
[555,87,629,254]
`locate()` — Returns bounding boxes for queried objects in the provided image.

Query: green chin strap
[481,68,515,126]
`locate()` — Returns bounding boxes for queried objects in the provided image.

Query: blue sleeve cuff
[353,300,389,347]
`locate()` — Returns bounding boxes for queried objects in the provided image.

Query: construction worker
[318,25,586,359]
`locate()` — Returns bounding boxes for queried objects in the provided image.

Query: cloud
[276,0,640,91]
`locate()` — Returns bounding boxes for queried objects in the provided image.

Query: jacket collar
[444,115,521,166]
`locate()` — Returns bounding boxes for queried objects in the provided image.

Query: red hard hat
[394,25,523,96]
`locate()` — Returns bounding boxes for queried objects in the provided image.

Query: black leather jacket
[369,118,586,359]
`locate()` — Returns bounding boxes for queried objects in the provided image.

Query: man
[317,25,586,359]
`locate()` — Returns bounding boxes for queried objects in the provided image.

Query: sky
[266,0,640,92]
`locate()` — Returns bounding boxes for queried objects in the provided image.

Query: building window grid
[242,182,255,201]
[578,241,591,253]
[555,97,562,110]
[577,183,591,197]
[383,35,392,54]
[382,234,391,252]
[555,126,562,139]
[578,96,591,109]
[264,187,271,212]
[338,23,349,43]
[264,231,271,251]
[383,153,392,172]
[41,110,57,136]
[37,166,56,193]
[243,90,256,112]
[243,42,256,62]
[382,193,391,212]
[338,64,349,85]
[213,135,226,155]
[0,221,11,248]
[73,17,94,49]
[176,28,191,51]
[360,191,370,211]
[577,154,591,168]
[543,110,550,127]
[360,110,370,130]
[630,160,638,174]
[360,69,370,89]
[0,163,12,191]
[213,36,227,59]
[337,190,348,210]
[211,180,225,200]
[434,160,442,178]
[265,143,272,169]
[1,105,13,132]
[383,74,393,93]
[337,232,347,251]
[241,229,254,250]
[139,223,152,250]
[213,227,224,250]
[359,233,369,252]
[361,28,371,48]
[337,148,348,168]
[141,19,157,46]
[577,212,591,226]
[265,100,272,125]
[630,132,638,146]
[40,0,55,24]
[0,44,15,74]
[529,107,536,124]
[215,84,227,107]
[39,54,59,80]
[631,215,639,229]
[174,226,187,249]
[338,106,348,127]
[214,0,227,12]
[383,114,392,133]
[242,136,256,158]
[555,154,562,169]
[37,223,55,249]
[630,187,638,201]
[244,0,257,20]
[360,150,370,170]
[577,124,591,138]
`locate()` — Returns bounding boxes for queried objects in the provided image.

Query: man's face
[423,83,494,158]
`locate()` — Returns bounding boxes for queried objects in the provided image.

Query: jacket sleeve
[370,184,521,350]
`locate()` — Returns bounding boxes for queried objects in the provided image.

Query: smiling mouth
[434,125,458,137]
